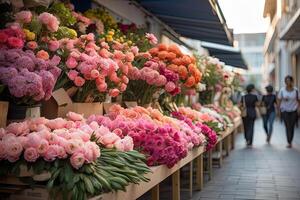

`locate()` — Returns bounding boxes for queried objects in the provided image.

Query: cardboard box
[41,89,103,118]
[72,102,103,117]
[0,101,8,127]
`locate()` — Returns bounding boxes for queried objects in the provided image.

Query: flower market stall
[0,1,242,200]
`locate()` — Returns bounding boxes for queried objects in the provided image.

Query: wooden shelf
[90,146,205,200]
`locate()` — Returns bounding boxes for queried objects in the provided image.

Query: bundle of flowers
[54,33,132,102]
[195,122,218,150]
[177,106,224,133]
[0,25,25,49]
[148,44,202,89]
[203,104,233,126]
[0,48,61,105]
[88,114,187,168]
[0,112,150,199]
[0,112,100,168]
[87,105,207,167]
[171,111,217,150]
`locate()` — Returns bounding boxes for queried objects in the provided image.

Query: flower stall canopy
[201,42,248,69]
[137,0,233,46]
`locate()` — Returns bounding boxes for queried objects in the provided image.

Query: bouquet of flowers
[0,48,61,105]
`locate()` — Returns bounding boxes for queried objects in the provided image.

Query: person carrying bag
[240,84,258,146]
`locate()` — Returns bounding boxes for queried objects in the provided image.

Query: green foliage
[54,26,77,39]
[0,148,150,200]
[48,3,76,27]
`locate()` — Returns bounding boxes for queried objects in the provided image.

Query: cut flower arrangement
[0,111,150,200]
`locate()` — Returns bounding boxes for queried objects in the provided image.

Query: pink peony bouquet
[87,104,209,167]
[0,112,101,169]
[0,48,61,104]
[0,25,25,49]
[55,33,131,102]
[195,122,217,150]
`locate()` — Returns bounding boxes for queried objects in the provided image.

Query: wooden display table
[91,146,205,200]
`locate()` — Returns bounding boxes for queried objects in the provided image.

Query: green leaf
[64,164,74,183]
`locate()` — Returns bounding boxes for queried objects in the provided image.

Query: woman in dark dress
[262,85,276,143]
[241,84,258,146]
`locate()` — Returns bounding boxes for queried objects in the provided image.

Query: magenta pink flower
[7,36,24,48]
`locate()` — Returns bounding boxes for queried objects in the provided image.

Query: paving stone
[189,118,300,200]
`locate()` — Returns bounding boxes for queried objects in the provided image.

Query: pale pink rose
[131,46,139,55]
[48,40,60,51]
[48,133,61,145]
[122,136,134,151]
[6,122,29,136]
[79,124,93,135]
[0,141,6,159]
[70,152,85,169]
[66,112,84,121]
[89,121,99,130]
[100,132,120,146]
[66,40,74,50]
[44,145,58,162]
[114,139,125,151]
[46,118,67,129]
[6,139,23,158]
[26,132,42,148]
[37,139,49,155]
[73,131,90,142]
[56,146,67,159]
[38,12,59,32]
[145,33,158,45]
[82,145,94,163]
[15,11,32,23]
[89,142,100,160]
[65,139,81,154]
[74,76,85,87]
[35,124,50,132]
[65,121,76,129]
[66,56,78,69]
[24,147,39,162]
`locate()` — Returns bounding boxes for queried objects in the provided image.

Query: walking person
[240,84,258,146]
[278,76,300,148]
[261,85,276,143]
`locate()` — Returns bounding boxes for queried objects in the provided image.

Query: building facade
[263,0,300,91]
[235,33,265,90]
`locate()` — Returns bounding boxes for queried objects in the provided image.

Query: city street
[193,118,300,200]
